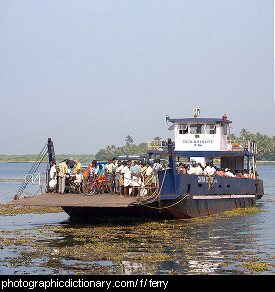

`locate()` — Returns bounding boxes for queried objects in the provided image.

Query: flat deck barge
[8,193,162,218]
[8,193,137,208]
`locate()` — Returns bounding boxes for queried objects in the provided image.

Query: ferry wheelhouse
[145,107,263,218]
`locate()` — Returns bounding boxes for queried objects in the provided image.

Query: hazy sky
[0,0,273,154]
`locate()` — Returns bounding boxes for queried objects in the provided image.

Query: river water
[0,162,274,275]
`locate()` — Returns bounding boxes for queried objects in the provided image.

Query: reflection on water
[0,163,274,274]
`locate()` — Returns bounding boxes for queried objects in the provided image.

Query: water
[0,162,274,275]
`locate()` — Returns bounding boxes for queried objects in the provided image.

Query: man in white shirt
[188,163,197,175]
[225,168,235,177]
[121,161,132,196]
[49,161,57,192]
[204,162,216,176]
[194,163,203,175]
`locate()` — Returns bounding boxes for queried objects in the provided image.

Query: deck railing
[229,140,257,154]
[147,140,170,152]
[148,139,257,154]
[24,172,46,186]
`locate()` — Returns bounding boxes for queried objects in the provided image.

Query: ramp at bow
[8,193,138,208]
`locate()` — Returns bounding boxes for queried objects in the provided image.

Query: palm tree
[125,135,134,147]
[240,129,249,141]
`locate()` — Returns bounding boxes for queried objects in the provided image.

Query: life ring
[232,144,243,151]
[155,146,164,151]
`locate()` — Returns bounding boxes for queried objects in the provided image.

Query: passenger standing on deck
[114,161,123,194]
[121,161,132,196]
[89,160,97,181]
[74,169,82,193]
[113,157,118,167]
[105,159,115,190]
[152,159,162,188]
[57,160,68,194]
[74,159,82,175]
[144,161,153,195]
[82,160,96,193]
[48,161,57,192]
[130,160,142,197]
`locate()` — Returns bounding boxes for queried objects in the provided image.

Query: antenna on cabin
[193,105,200,118]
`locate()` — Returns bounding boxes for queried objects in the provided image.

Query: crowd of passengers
[177,161,255,179]
[48,158,163,197]
[48,158,255,196]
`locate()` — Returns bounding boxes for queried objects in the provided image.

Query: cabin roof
[168,118,232,124]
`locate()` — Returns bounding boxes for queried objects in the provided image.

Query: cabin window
[190,124,204,134]
[222,123,228,135]
[205,124,216,134]
[178,124,188,134]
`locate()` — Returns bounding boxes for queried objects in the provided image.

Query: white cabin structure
[168,115,231,166]
[147,108,258,176]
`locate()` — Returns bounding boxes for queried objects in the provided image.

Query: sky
[0,0,273,154]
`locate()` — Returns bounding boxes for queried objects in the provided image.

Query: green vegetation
[95,135,148,161]
[95,130,275,161]
[231,129,275,161]
[0,130,274,162]
[0,154,95,163]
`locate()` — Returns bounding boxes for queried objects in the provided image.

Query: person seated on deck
[243,169,250,178]
[193,163,203,175]
[215,168,227,177]
[188,162,196,175]
[235,170,245,178]
[224,168,235,177]
[204,162,216,176]
[179,163,187,174]
[95,164,106,180]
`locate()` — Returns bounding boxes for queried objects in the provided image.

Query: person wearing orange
[82,160,94,193]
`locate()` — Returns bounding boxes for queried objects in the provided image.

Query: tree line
[231,129,275,161]
[0,130,274,162]
[95,131,275,161]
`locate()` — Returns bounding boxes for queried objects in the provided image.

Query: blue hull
[149,170,263,218]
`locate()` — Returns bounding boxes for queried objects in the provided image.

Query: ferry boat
[10,107,264,219]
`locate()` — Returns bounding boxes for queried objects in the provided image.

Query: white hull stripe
[192,194,256,200]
